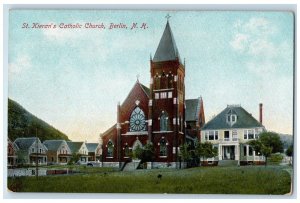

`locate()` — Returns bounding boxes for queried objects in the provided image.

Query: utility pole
[35,128,38,179]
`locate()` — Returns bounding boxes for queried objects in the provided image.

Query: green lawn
[7,165,292,194]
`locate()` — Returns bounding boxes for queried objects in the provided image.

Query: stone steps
[122,160,141,171]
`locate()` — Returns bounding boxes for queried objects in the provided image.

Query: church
[101,19,205,169]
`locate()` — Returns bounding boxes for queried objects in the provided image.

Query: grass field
[7,165,292,194]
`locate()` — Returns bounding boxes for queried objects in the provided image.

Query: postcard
[6,9,294,195]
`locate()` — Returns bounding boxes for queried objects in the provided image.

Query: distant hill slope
[8,98,70,142]
[278,134,293,149]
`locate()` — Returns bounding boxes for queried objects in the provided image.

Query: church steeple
[153,21,181,63]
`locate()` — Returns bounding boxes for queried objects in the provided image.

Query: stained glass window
[159,139,167,156]
[160,112,169,131]
[107,140,114,157]
[130,107,146,132]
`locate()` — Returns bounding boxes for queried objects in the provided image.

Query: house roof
[153,21,181,63]
[202,105,263,130]
[86,143,99,152]
[43,140,65,151]
[14,137,38,150]
[67,141,84,153]
[185,98,202,122]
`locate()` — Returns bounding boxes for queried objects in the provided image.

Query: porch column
[218,145,222,160]
[235,144,240,161]
[246,145,249,161]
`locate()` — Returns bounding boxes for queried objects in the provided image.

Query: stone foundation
[200,161,218,166]
[240,161,265,166]
[152,162,180,169]
[102,162,120,168]
[8,168,47,177]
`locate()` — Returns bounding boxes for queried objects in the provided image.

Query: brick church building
[101,20,205,168]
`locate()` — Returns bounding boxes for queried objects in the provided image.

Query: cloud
[229,17,290,77]
[229,33,248,52]
[42,27,83,41]
[9,54,32,76]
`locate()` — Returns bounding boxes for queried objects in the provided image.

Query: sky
[8,10,294,142]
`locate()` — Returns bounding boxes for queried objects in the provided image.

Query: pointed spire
[153,20,181,63]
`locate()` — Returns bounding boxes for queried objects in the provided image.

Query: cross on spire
[165,13,171,21]
[136,74,140,82]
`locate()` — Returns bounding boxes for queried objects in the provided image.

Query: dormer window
[226,110,237,126]
[232,115,236,122]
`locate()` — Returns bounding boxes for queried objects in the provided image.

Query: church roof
[139,83,150,98]
[153,21,181,63]
[202,105,264,130]
[185,98,202,122]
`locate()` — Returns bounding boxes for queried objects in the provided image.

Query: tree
[286,145,293,157]
[259,132,283,153]
[195,141,218,166]
[68,153,81,165]
[248,131,283,166]
[179,143,191,162]
[142,142,155,162]
[285,144,293,166]
[132,145,143,160]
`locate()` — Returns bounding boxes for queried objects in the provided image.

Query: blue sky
[8,10,294,142]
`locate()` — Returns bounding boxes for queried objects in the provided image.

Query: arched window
[159,139,168,157]
[160,111,169,131]
[107,140,114,157]
[168,74,173,88]
[124,145,131,157]
[155,75,160,90]
[161,72,168,89]
[129,107,146,132]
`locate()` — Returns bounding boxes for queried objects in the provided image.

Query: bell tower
[148,18,185,167]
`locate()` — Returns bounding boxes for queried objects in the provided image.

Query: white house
[14,137,48,165]
[201,104,266,165]
[67,141,89,164]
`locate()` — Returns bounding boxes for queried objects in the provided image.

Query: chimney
[259,103,263,124]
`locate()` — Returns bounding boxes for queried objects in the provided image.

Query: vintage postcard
[6,9,294,195]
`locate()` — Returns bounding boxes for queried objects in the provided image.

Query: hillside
[279,134,293,149]
[8,98,70,142]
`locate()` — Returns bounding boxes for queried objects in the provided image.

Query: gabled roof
[185,98,202,122]
[153,21,181,63]
[202,105,263,130]
[101,124,116,139]
[14,137,38,150]
[8,138,19,150]
[139,83,150,98]
[67,141,84,153]
[43,140,65,151]
[86,143,99,152]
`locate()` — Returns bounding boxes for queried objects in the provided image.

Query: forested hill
[8,98,70,142]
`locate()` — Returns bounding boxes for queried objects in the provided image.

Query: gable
[120,81,149,122]
[58,141,71,153]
